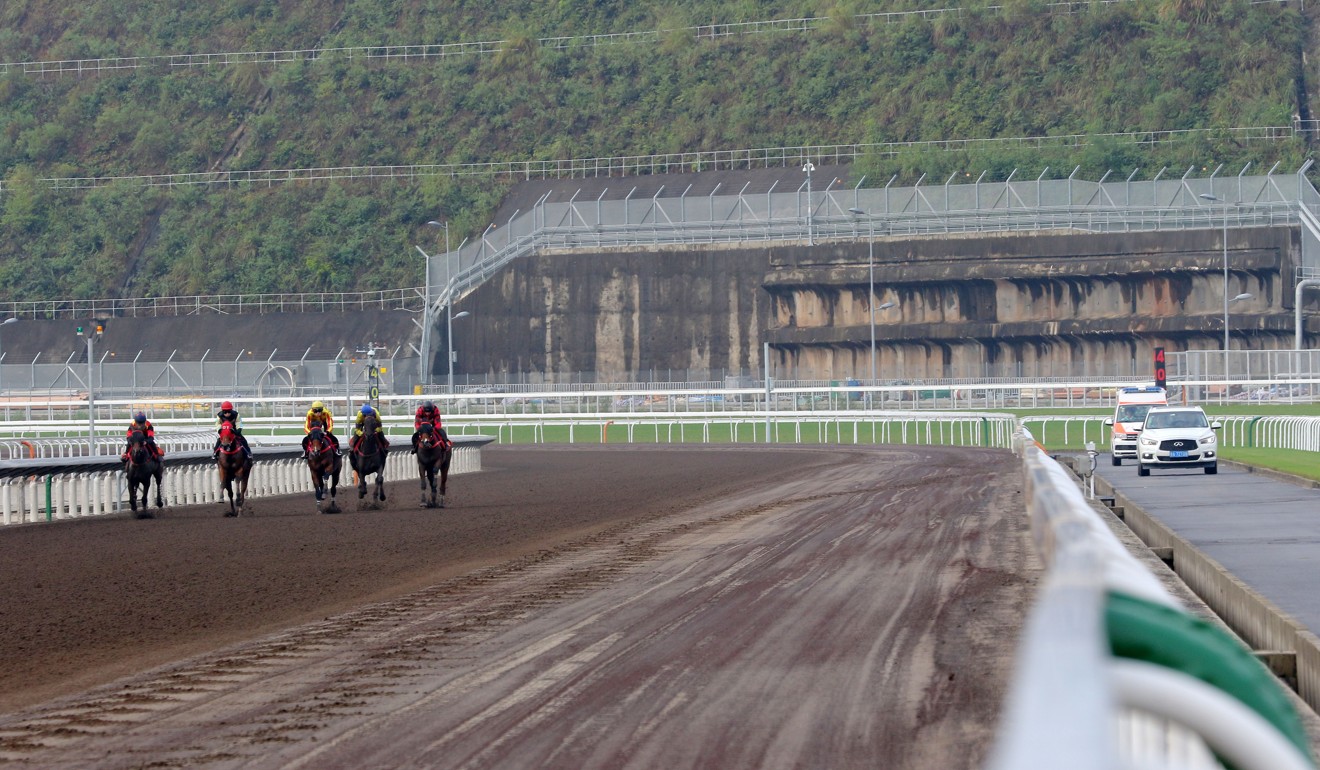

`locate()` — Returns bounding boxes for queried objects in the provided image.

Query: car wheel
[1205,463,1218,475]
[1137,463,1150,477]
[1111,456,1121,466]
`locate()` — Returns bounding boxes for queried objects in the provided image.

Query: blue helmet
[360,404,374,415]
[134,412,147,423]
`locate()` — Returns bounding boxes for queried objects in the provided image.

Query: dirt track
[0,444,1037,769]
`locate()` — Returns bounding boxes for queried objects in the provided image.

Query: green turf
[1220,447,1320,483]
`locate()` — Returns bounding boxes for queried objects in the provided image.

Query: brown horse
[305,425,342,514]
[123,428,164,518]
[349,411,387,506]
[415,423,453,508]
[215,422,252,517]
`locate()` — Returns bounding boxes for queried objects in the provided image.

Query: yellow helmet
[311,400,324,410]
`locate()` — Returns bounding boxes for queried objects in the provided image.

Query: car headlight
[1199,435,1216,445]
[1139,437,1157,446]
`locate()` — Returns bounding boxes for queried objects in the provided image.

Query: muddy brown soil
[0,444,1038,769]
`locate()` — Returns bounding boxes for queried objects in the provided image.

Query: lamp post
[76,322,103,454]
[0,317,15,393]
[848,208,897,389]
[1199,194,1256,377]
[422,220,451,388]
[448,309,470,392]
[803,162,815,245]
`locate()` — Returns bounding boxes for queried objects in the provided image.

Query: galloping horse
[215,421,252,517]
[123,428,164,518]
[349,412,388,505]
[305,424,342,514]
[415,423,453,508]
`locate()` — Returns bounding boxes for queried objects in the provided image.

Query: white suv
[1135,406,1222,476]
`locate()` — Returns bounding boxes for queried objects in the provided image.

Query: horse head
[127,429,150,464]
[307,426,328,455]
[218,421,237,448]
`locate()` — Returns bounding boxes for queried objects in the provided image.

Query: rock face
[456,225,1313,381]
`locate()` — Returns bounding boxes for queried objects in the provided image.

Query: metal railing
[0,288,422,320]
[4,129,1305,194]
[0,2,1237,79]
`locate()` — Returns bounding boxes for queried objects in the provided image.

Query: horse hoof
[225,511,237,518]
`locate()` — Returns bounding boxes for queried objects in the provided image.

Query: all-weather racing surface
[0,444,1037,770]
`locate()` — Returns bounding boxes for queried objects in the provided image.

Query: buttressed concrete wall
[454,226,1316,381]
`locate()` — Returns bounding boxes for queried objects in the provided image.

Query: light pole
[848,208,897,388]
[422,220,451,388]
[803,162,815,245]
[1199,194,1255,376]
[76,322,103,454]
[0,317,15,393]
[448,309,470,392]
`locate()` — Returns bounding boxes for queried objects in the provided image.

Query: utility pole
[76,322,103,454]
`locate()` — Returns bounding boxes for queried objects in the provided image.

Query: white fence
[0,439,489,525]
[1017,414,1320,454]
[990,427,1315,770]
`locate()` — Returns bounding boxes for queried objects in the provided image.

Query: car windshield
[1144,411,1208,430]
[1115,404,1156,422]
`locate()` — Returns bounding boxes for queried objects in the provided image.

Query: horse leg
[154,470,164,508]
[225,478,238,517]
[377,467,386,502]
[439,460,450,508]
[419,466,429,507]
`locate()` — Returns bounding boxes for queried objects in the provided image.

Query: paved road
[1096,458,1320,635]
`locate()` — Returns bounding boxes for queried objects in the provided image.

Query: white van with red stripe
[1103,386,1167,466]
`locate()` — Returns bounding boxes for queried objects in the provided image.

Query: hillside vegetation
[0,0,1311,299]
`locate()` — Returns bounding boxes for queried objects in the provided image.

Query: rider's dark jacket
[217,408,241,431]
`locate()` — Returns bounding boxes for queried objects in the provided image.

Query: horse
[123,428,164,518]
[415,423,453,508]
[349,411,388,506]
[305,425,342,514]
[215,421,252,517]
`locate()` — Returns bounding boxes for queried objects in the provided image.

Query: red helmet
[221,401,233,410]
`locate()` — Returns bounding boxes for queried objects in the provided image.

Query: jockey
[122,412,163,461]
[300,400,341,458]
[410,400,446,453]
[350,403,390,453]
[212,400,252,459]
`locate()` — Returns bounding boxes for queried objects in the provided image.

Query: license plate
[1170,450,1189,459]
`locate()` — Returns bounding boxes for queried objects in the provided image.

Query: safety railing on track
[989,426,1316,770]
[0,437,491,525]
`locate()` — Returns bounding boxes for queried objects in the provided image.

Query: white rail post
[1,478,12,525]
[27,476,39,523]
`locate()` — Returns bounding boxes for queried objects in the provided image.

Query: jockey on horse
[300,400,341,458]
[410,400,449,454]
[350,403,390,454]
[212,400,252,460]
[121,412,164,462]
